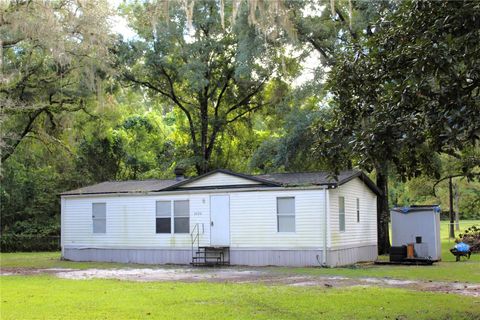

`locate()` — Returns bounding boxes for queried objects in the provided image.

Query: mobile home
[61,169,380,267]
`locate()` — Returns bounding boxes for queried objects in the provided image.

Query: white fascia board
[60,185,330,199]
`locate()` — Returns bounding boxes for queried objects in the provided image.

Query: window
[277,197,295,232]
[174,200,190,233]
[156,200,190,234]
[356,198,360,223]
[156,201,171,233]
[339,197,345,232]
[92,203,106,233]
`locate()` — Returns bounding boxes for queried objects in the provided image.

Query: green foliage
[390,175,480,220]
[1,0,479,255]
[76,133,124,182]
[250,100,333,173]
[0,0,114,163]
[312,0,480,253]
[119,0,292,174]
[458,225,480,253]
[0,137,76,241]
[1,235,60,252]
[324,0,479,178]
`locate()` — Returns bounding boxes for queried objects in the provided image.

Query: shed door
[210,195,230,246]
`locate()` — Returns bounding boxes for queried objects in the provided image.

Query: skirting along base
[63,244,377,267]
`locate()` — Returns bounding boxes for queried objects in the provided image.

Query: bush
[0,234,60,252]
[458,225,480,253]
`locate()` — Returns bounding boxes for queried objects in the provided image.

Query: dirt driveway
[2,266,479,297]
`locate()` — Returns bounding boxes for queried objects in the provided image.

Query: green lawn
[0,251,153,270]
[271,220,480,283]
[1,275,479,320]
[2,221,478,282]
[1,220,479,319]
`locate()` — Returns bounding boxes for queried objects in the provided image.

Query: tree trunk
[193,141,211,175]
[376,165,391,255]
[454,183,460,231]
[448,177,455,238]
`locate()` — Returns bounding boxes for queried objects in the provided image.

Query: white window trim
[356,198,360,223]
[173,199,190,234]
[92,202,106,234]
[276,197,296,233]
[156,199,190,235]
[155,200,172,234]
[339,196,345,233]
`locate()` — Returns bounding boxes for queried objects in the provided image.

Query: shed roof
[391,205,441,213]
[61,169,381,196]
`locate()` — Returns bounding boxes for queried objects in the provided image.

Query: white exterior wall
[62,188,326,250]
[328,178,377,249]
[230,189,326,248]
[390,209,441,260]
[62,177,379,266]
[63,194,210,249]
[179,172,261,188]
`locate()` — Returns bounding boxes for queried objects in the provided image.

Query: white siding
[63,194,210,249]
[63,188,327,250]
[328,178,377,249]
[179,172,261,188]
[230,190,326,248]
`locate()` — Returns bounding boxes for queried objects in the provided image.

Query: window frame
[155,200,190,234]
[276,197,296,233]
[173,200,190,234]
[339,196,345,232]
[92,202,106,234]
[356,198,360,223]
[156,200,172,234]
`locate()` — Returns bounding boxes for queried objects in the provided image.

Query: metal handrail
[191,223,200,262]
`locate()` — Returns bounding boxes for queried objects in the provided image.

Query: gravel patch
[2,266,479,297]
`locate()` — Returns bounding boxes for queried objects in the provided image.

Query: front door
[210,195,230,246]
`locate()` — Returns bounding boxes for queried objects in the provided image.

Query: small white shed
[61,169,380,267]
[390,205,442,261]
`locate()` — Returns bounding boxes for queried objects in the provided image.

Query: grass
[274,220,480,283]
[0,251,153,270]
[1,221,479,283]
[0,220,479,319]
[1,275,479,320]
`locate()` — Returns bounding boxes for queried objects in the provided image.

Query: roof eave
[337,171,382,196]
[162,168,282,191]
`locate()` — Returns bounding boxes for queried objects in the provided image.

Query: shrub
[0,234,60,252]
[458,225,480,253]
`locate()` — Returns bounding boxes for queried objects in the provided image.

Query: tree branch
[1,38,24,47]
[1,107,46,163]
[335,8,357,40]
[123,72,199,152]
[227,103,264,124]
[306,37,332,63]
[226,78,268,115]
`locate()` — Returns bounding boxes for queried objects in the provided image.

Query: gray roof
[256,170,360,186]
[62,179,178,195]
[61,169,381,196]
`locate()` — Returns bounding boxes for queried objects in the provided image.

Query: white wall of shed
[328,178,378,249]
[390,209,441,260]
[61,197,66,257]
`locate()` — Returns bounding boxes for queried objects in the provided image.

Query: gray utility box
[390,205,442,261]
